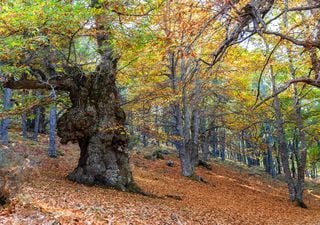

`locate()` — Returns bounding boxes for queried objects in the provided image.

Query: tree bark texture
[56,26,134,190]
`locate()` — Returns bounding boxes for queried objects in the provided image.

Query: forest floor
[1,134,320,224]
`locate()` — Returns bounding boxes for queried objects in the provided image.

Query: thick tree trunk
[56,11,135,191]
[57,60,134,191]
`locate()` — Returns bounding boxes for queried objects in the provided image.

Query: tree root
[125,182,148,195]
[198,160,212,170]
[293,199,308,209]
[190,174,208,184]
[164,194,182,200]
[126,183,184,201]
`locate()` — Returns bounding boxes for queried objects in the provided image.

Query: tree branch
[0,96,53,120]
[209,0,275,67]
[254,38,282,105]
[254,78,320,109]
[266,4,320,26]
[106,1,164,17]
[4,79,74,91]
[262,30,320,48]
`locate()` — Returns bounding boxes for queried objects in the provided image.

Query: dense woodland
[1,0,320,224]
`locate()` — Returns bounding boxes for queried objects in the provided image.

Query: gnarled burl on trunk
[58,60,133,190]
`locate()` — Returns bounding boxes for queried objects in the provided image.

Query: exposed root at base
[164,194,182,200]
[190,174,208,184]
[293,200,308,209]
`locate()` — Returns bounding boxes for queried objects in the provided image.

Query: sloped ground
[1,136,320,224]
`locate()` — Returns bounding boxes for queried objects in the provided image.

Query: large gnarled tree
[1,0,136,191]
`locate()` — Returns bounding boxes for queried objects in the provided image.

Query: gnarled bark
[56,25,135,190]
[57,68,133,190]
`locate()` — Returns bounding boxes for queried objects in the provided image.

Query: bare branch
[266,4,320,25]
[106,1,164,17]
[262,30,320,48]
[4,78,74,91]
[254,78,320,109]
[209,0,275,67]
[254,38,282,105]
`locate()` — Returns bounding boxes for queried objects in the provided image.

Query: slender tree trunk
[307,0,320,80]
[48,106,57,157]
[33,107,41,141]
[21,113,28,140]
[141,104,148,147]
[284,2,308,205]
[1,88,12,145]
[290,151,296,179]
[190,70,200,167]
[290,53,307,207]
[171,103,183,152]
[276,147,281,175]
[271,66,297,204]
[21,91,28,140]
[32,91,42,140]
[168,51,184,156]
[220,128,226,161]
[241,131,247,164]
[180,54,193,177]
[190,109,199,167]
[155,105,160,147]
[264,123,274,176]
[142,133,148,147]
[168,50,194,177]
[201,118,209,161]
[211,124,218,158]
[202,133,209,161]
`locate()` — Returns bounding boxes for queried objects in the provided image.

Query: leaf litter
[0,137,320,224]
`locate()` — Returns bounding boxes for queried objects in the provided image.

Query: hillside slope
[1,137,320,224]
